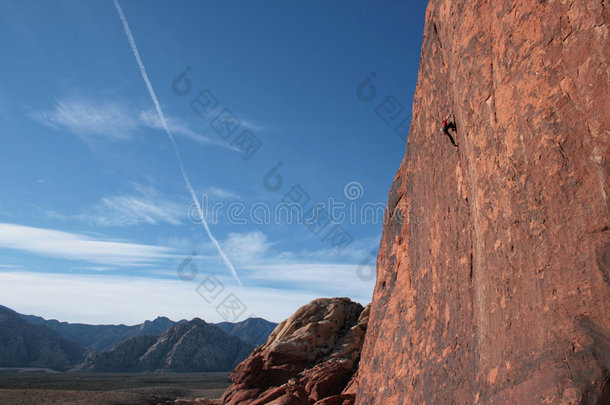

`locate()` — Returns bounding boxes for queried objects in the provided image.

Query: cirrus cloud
[31,95,235,149]
[0,223,176,266]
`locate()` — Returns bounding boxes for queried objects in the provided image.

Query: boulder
[221,298,369,405]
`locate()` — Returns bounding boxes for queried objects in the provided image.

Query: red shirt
[442,119,448,128]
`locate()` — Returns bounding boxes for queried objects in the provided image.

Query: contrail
[113,0,242,287]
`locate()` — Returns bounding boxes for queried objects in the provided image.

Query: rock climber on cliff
[441,110,458,147]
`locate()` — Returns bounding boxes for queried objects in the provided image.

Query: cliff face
[356,1,609,404]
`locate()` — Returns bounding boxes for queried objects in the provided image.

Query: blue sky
[0,0,427,324]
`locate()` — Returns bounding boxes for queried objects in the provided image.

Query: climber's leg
[446,131,457,147]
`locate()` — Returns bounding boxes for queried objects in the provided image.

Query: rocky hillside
[76,318,255,372]
[0,305,85,371]
[221,298,369,405]
[355,1,610,404]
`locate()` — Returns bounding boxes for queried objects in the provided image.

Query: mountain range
[20,313,183,352]
[0,305,277,372]
[214,317,277,347]
[75,318,255,372]
[0,306,85,371]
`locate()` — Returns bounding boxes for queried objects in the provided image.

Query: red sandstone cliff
[356,0,609,404]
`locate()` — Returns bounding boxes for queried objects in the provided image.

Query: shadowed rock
[220,298,370,405]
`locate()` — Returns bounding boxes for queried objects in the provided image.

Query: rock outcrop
[356,1,609,404]
[221,298,369,405]
[76,318,255,372]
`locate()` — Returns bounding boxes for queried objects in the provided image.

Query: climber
[440,110,458,147]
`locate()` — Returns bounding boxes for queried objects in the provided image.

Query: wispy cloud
[223,230,273,263]
[239,118,268,133]
[274,234,381,263]
[237,262,374,303]
[0,271,365,325]
[45,184,185,227]
[0,223,175,266]
[210,230,375,298]
[0,272,314,324]
[81,184,185,227]
[31,96,233,149]
[0,229,377,324]
[90,195,182,226]
[138,109,235,149]
[33,98,138,142]
[145,230,376,299]
[206,186,240,200]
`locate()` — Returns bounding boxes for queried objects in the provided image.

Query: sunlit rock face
[356,0,610,404]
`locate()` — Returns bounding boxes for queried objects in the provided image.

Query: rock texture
[357,1,610,404]
[76,318,254,372]
[221,298,369,405]
[0,305,85,370]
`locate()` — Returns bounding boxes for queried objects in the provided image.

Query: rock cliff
[356,1,609,404]
[221,298,369,405]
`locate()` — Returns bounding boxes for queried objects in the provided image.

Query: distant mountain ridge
[0,305,278,372]
[19,311,277,351]
[215,317,277,346]
[20,313,185,352]
[74,318,255,372]
[0,306,85,371]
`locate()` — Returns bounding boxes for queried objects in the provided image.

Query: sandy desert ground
[0,370,230,405]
